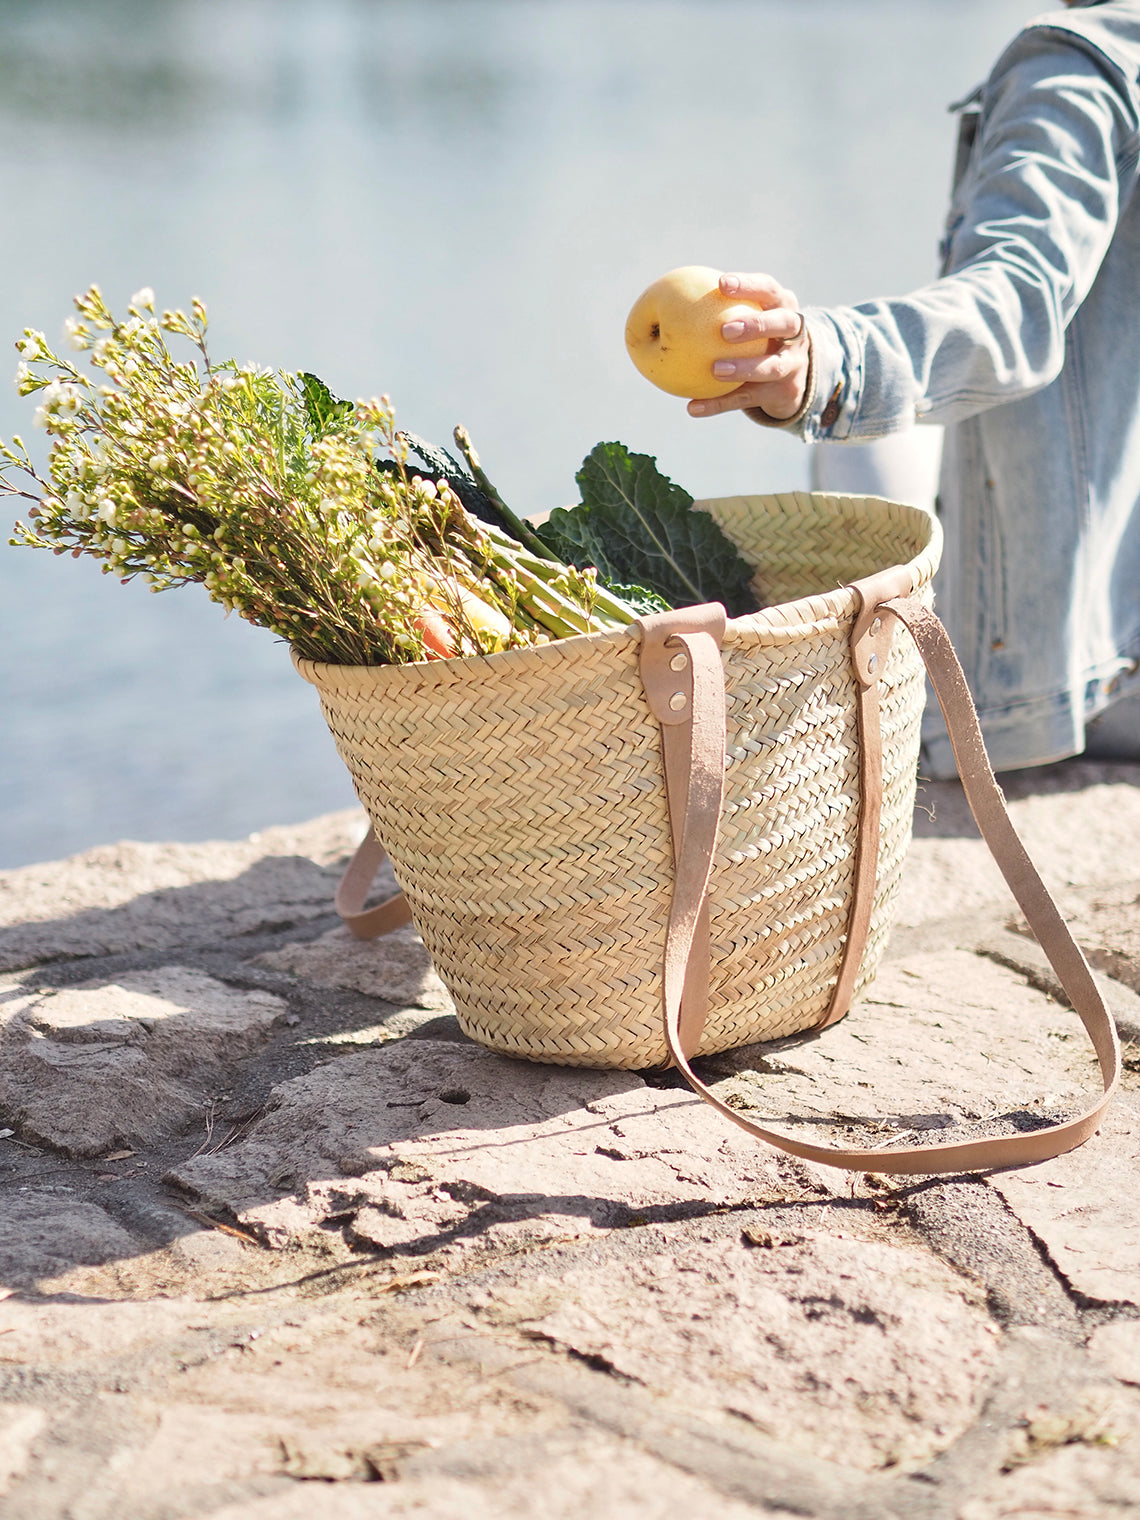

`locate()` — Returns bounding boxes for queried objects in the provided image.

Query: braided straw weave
[296,492,941,1069]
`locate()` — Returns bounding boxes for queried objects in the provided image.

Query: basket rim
[293,489,942,690]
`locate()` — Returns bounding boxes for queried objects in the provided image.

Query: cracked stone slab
[469,1226,998,1474]
[900,765,1140,928]
[0,1287,781,1520]
[988,1095,1140,1305]
[901,1178,1084,1334]
[0,1281,847,1517]
[254,924,452,1012]
[167,948,1108,1249]
[168,1038,789,1251]
[978,927,1140,1045]
[0,967,286,1155]
[0,1293,282,1376]
[1088,1321,1140,1387]
[0,1299,575,1520]
[1048,880,1140,997]
[0,809,371,971]
[59,1399,442,1515]
[181,1442,777,1520]
[0,1407,46,1497]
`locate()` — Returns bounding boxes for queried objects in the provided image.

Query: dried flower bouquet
[3,286,637,665]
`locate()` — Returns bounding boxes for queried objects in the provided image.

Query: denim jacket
[795,0,1140,773]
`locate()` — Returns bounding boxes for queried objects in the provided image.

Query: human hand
[687,273,810,421]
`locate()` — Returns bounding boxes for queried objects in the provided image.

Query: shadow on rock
[166,1038,793,1253]
[912,757,1140,840]
[0,841,377,973]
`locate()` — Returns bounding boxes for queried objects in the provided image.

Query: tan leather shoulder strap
[637,596,1120,1176]
[335,828,413,940]
[637,604,728,1056]
[819,566,918,1028]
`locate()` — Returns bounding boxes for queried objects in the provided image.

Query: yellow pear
[624,265,771,399]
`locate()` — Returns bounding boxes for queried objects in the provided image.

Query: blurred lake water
[0,0,1032,866]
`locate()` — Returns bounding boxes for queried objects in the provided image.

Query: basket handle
[335,828,413,939]
[637,596,1120,1176]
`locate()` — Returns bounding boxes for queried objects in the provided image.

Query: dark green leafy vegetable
[395,427,557,564]
[395,429,506,527]
[297,371,354,436]
[399,431,478,501]
[537,442,760,617]
[603,582,672,616]
[295,403,754,621]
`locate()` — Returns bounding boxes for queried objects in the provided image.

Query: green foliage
[397,430,501,528]
[297,371,354,437]
[537,442,760,617]
[602,581,672,616]
[5,288,756,672]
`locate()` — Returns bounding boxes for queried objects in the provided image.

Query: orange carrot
[414,607,455,659]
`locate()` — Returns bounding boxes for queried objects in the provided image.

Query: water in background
[0,0,1032,867]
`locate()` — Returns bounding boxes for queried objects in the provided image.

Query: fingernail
[690,401,710,415]
[721,274,740,294]
[713,361,736,378]
[722,320,746,340]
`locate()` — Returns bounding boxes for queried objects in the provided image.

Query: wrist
[744,328,815,430]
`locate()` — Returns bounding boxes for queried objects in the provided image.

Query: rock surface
[0,967,286,1155]
[168,1039,789,1250]
[0,761,1137,1519]
[903,764,1140,922]
[482,1228,998,1472]
[0,811,372,971]
[255,923,452,1011]
[1054,880,1140,995]
[988,1094,1140,1304]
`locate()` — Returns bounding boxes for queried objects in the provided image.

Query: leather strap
[637,595,1120,1175]
[637,604,728,1057]
[335,828,413,940]
[820,565,919,1028]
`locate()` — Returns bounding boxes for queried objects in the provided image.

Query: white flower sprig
[3,285,613,664]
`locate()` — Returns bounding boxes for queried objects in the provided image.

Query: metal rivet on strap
[668,691,687,711]
[669,652,688,672]
[871,617,882,635]
[868,652,879,673]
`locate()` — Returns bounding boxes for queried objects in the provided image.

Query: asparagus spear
[452,425,562,565]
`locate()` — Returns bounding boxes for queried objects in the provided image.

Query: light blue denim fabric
[792,0,1140,775]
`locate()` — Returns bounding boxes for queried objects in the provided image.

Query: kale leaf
[602,581,673,616]
[398,429,556,563]
[297,372,354,436]
[537,442,760,616]
[396,430,499,525]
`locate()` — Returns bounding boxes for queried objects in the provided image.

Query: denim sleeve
[793,27,1140,442]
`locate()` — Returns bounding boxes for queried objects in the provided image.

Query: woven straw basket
[296,491,940,1071]
[295,489,1121,1175]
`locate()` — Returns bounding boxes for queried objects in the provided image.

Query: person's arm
[690,25,1140,440]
